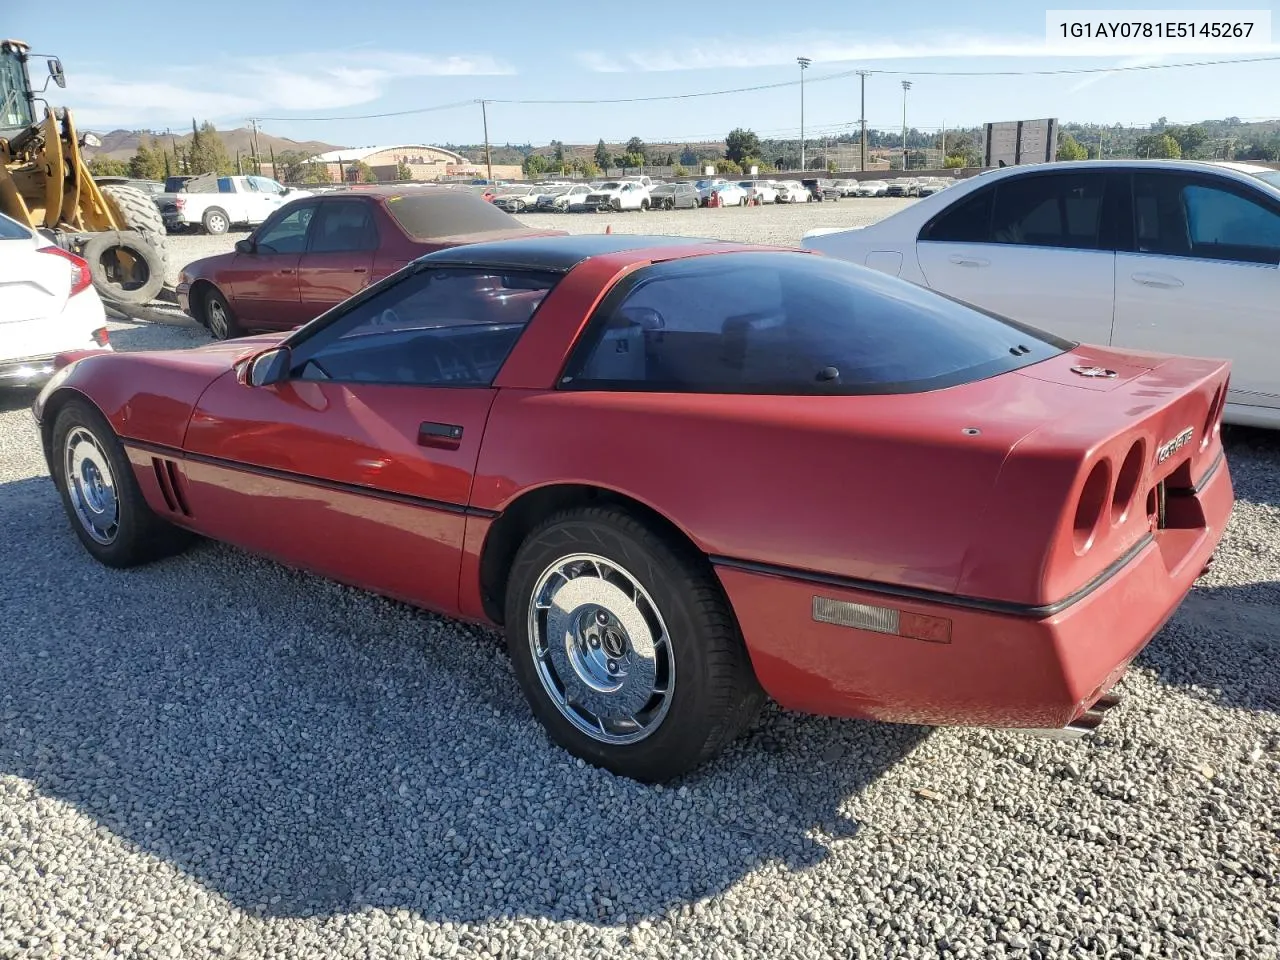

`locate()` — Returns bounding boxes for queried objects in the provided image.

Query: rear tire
[201,286,243,340]
[51,399,192,568]
[504,506,765,782]
[202,207,230,235]
[81,231,165,306]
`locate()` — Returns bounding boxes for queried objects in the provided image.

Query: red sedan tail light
[37,245,94,297]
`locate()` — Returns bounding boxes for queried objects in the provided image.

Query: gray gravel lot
[2,203,1279,960]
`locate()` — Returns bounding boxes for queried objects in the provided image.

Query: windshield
[0,48,34,135]
[563,252,1070,395]
[599,182,623,190]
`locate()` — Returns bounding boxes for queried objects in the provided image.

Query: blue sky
[15,1,1280,147]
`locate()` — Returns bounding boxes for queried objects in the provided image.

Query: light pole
[857,70,870,172]
[901,80,912,171]
[797,57,811,172]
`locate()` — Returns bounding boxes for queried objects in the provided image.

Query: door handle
[1132,271,1183,289]
[279,269,295,275]
[948,254,990,267]
[353,267,368,274]
[418,421,463,450]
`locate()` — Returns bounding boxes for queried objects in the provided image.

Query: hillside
[85,127,343,162]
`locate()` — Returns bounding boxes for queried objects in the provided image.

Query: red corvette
[174,188,564,340]
[34,235,1232,782]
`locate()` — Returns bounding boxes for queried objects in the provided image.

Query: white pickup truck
[157,174,313,235]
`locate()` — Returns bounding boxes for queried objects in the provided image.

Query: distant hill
[85,127,343,162]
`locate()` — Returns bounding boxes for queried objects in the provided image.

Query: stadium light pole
[797,57,811,172]
[901,80,912,171]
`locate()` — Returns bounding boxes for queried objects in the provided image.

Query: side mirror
[48,58,66,88]
[234,239,254,254]
[242,346,291,387]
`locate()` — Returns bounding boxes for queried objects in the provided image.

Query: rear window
[383,192,524,239]
[0,213,31,240]
[561,252,1069,395]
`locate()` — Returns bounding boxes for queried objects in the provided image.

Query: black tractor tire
[50,398,193,568]
[201,286,244,340]
[202,207,231,235]
[99,183,169,279]
[504,505,765,783]
[82,231,166,306]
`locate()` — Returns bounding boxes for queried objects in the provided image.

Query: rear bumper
[1,345,112,386]
[716,454,1232,730]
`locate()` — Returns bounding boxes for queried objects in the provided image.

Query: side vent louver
[151,458,191,516]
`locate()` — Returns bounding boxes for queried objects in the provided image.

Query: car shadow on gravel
[0,386,40,414]
[0,489,928,927]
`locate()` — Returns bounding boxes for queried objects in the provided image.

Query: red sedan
[34,236,1232,782]
[175,187,563,340]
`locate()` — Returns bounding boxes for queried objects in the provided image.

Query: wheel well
[478,484,707,625]
[188,279,218,320]
[38,387,97,468]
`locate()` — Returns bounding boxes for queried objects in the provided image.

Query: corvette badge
[1070,365,1118,379]
[1156,427,1194,463]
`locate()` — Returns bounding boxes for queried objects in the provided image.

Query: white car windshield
[600,182,623,190]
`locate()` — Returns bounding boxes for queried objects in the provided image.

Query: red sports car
[34,235,1232,782]
[175,188,564,340]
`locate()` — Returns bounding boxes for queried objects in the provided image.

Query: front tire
[201,286,243,340]
[505,506,764,783]
[51,399,192,568]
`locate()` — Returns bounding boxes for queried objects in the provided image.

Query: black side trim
[122,438,500,519]
[709,533,1156,620]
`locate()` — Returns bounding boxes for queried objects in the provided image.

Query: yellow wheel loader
[1,38,167,307]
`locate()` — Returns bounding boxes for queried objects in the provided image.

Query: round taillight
[1073,460,1111,554]
[1111,440,1145,525]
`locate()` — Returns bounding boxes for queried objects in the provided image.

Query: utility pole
[797,57,811,172]
[250,118,261,174]
[857,70,870,172]
[900,81,912,171]
[941,119,946,164]
[480,100,493,182]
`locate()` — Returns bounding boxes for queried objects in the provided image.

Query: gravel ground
[2,207,1279,960]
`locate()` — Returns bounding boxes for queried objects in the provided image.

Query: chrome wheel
[206,294,229,339]
[527,553,674,745]
[64,426,119,545]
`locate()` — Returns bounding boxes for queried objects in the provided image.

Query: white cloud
[62,50,515,129]
[577,30,1280,71]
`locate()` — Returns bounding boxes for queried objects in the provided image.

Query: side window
[253,204,317,254]
[290,268,559,386]
[1135,173,1280,264]
[217,177,234,193]
[562,253,1067,393]
[308,201,378,253]
[989,173,1105,250]
[919,186,994,243]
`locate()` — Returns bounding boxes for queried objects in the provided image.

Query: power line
[247,54,1280,123]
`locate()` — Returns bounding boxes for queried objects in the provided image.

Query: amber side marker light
[812,596,952,643]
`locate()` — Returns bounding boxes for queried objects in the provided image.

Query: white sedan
[856,180,889,197]
[803,159,1280,428]
[775,180,810,203]
[0,212,110,387]
[707,182,749,206]
[738,180,779,204]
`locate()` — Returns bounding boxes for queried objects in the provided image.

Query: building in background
[307,145,521,182]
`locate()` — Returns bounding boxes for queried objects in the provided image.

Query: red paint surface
[40,242,1235,731]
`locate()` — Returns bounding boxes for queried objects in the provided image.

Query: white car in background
[775,180,810,203]
[0,212,110,386]
[584,181,652,212]
[803,159,1280,428]
[535,184,594,212]
[856,180,889,197]
[738,180,779,204]
[707,182,750,206]
[492,185,548,213]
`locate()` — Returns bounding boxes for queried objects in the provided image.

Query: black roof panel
[417,234,731,272]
